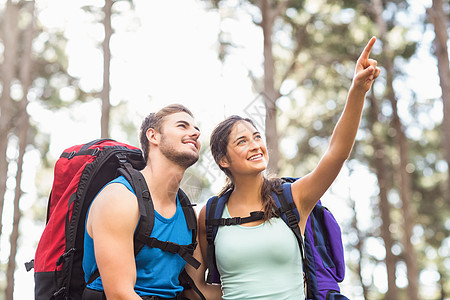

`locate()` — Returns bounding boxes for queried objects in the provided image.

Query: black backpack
[28,139,204,300]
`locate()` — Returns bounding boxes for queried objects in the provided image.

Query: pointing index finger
[359,36,376,62]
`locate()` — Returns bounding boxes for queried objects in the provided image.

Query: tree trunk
[367,93,399,300]
[385,62,419,300]
[5,2,34,299]
[101,0,113,138]
[259,0,286,174]
[383,19,420,300]
[428,0,450,207]
[371,0,419,298]
[0,0,19,239]
[438,265,447,300]
[348,174,369,300]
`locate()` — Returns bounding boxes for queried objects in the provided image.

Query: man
[83,104,201,299]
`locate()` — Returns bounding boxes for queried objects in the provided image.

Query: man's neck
[140,158,185,205]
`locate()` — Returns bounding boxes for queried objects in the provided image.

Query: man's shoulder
[87,181,140,237]
[93,182,138,215]
[101,180,135,198]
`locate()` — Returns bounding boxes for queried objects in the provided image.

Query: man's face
[158,112,201,169]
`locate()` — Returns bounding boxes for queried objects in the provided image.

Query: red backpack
[27,139,203,300]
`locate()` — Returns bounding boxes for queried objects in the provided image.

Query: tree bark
[5,1,34,299]
[438,266,447,300]
[259,0,288,174]
[0,0,19,239]
[371,0,420,298]
[101,0,113,138]
[428,0,450,208]
[367,93,399,300]
[348,173,369,300]
[385,61,419,300]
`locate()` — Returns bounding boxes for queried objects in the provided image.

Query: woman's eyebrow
[232,135,246,144]
[232,131,260,143]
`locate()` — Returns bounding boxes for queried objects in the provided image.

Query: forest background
[0,0,448,299]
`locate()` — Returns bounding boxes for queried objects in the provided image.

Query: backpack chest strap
[135,234,201,269]
[206,211,264,226]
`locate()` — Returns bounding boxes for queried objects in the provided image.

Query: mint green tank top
[215,205,305,300]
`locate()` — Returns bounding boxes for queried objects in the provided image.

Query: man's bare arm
[87,183,142,300]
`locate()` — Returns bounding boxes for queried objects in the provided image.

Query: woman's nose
[248,138,260,150]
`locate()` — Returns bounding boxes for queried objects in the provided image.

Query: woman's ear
[146,128,159,146]
[219,156,230,168]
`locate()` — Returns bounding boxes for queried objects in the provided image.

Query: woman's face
[219,120,269,177]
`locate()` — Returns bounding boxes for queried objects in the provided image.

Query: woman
[186,37,380,300]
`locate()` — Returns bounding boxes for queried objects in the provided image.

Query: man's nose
[190,127,200,138]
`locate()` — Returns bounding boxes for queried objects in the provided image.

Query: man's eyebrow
[176,120,189,126]
[176,120,200,132]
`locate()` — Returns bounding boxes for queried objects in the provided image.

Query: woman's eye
[255,135,262,140]
[237,139,245,145]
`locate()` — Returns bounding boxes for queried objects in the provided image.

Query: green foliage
[0,0,446,298]
[207,0,448,297]
[410,121,449,249]
[275,1,366,174]
[32,29,91,109]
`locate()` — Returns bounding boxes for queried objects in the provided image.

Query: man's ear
[219,156,230,168]
[146,128,159,146]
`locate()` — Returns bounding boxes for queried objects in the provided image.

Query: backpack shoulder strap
[205,191,230,241]
[177,188,200,262]
[179,269,206,300]
[204,192,227,284]
[204,190,265,285]
[273,182,304,259]
[176,190,206,300]
[177,188,197,233]
[87,159,154,285]
[119,162,201,269]
[274,180,315,298]
[119,162,155,255]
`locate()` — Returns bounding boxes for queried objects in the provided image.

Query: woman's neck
[229,173,264,205]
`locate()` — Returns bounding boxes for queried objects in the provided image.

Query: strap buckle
[50,287,66,299]
[225,217,240,226]
[56,248,76,266]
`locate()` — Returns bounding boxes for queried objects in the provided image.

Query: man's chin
[178,153,199,169]
[186,156,199,168]
[161,147,199,169]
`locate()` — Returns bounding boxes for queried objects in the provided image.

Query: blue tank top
[82,176,192,298]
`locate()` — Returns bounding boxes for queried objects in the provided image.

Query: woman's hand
[352,36,381,94]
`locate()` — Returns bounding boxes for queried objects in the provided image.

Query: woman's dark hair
[139,104,194,162]
[210,115,282,220]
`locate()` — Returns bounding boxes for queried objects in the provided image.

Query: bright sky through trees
[2,0,443,298]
